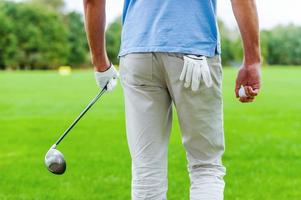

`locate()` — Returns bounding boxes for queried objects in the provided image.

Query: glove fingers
[95,73,106,88]
[191,64,201,92]
[180,61,188,81]
[200,61,213,88]
[181,55,213,91]
[184,61,194,88]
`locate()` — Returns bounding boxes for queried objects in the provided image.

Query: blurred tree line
[220,21,301,66]
[0,0,88,70]
[0,0,301,70]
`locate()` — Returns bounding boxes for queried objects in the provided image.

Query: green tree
[260,30,270,65]
[0,4,18,69]
[266,25,301,65]
[65,12,89,67]
[0,1,70,69]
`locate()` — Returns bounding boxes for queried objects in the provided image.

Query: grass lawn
[0,67,301,200]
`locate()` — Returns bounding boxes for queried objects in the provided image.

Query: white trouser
[119,53,226,200]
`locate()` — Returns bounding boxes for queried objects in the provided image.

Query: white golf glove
[94,64,119,91]
[179,55,213,92]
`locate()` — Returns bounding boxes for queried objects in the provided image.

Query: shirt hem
[118,46,221,58]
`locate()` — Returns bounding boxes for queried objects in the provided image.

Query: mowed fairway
[1,67,301,200]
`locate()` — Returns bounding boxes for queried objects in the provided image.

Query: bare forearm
[231,0,261,66]
[83,0,109,70]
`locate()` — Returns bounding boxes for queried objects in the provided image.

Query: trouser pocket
[119,53,153,87]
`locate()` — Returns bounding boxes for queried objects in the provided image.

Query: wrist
[243,49,261,67]
[242,62,261,71]
[94,63,111,72]
[243,56,261,68]
[91,53,110,70]
[93,58,110,72]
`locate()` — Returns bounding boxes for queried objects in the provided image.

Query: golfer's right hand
[235,62,261,103]
[94,64,119,91]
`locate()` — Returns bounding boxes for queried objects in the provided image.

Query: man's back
[119,0,220,57]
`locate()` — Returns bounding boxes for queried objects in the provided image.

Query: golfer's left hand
[235,62,261,103]
[95,64,119,91]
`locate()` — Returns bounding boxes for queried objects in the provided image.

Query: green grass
[0,67,301,200]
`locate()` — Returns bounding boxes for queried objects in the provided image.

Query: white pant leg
[120,53,172,200]
[161,53,226,200]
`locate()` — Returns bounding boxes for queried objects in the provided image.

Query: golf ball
[239,87,247,97]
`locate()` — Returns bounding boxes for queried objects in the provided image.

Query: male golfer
[83,0,261,199]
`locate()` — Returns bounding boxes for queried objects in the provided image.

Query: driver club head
[45,145,66,175]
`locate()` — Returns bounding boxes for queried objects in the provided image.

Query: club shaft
[55,88,107,146]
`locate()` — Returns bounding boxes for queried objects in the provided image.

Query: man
[83,0,261,199]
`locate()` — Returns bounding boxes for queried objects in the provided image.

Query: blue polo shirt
[118,0,220,57]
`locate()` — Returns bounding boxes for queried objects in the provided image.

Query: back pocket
[119,53,153,86]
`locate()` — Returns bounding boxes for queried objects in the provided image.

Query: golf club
[45,85,107,175]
